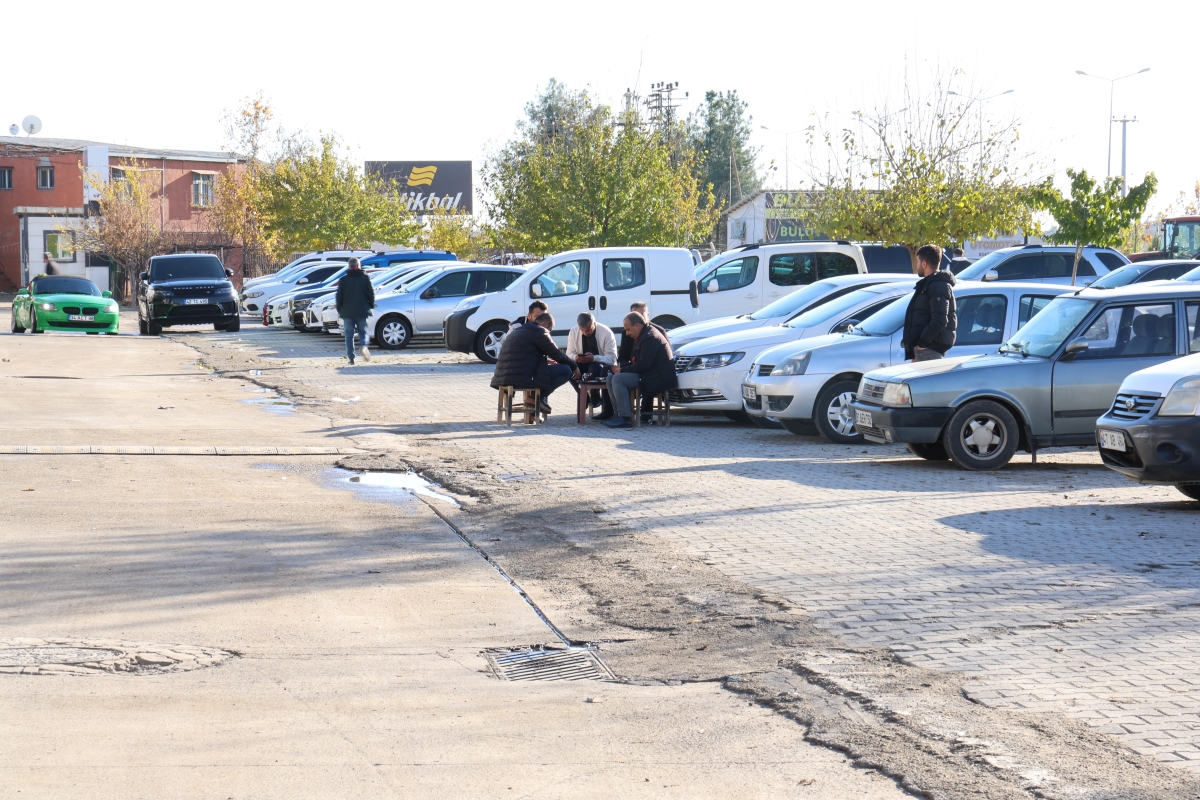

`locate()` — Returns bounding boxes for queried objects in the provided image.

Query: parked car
[317,262,457,334]
[954,245,1129,287]
[444,247,699,363]
[672,280,917,419]
[1088,260,1200,289]
[691,242,867,320]
[1171,264,1200,283]
[11,275,120,335]
[358,250,457,270]
[369,264,526,350]
[1095,352,1200,502]
[137,254,240,335]
[240,261,345,313]
[268,267,389,330]
[668,274,917,349]
[241,250,376,294]
[743,282,1071,442]
[848,282,1200,469]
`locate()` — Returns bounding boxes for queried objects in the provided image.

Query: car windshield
[32,277,100,296]
[1178,265,1200,282]
[1000,297,1096,356]
[955,250,1015,280]
[150,255,225,281]
[785,288,883,328]
[1088,264,1145,289]
[751,282,849,320]
[850,295,911,336]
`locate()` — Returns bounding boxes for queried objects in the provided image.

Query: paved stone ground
[181,321,1200,771]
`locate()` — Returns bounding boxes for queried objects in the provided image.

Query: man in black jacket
[603,311,677,428]
[336,258,376,365]
[902,244,957,362]
[489,313,579,416]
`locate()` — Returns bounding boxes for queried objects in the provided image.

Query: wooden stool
[497,386,543,425]
[629,388,670,428]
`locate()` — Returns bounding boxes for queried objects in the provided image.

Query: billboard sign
[364,161,473,214]
[763,191,827,243]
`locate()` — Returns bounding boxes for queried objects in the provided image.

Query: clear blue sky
[8,0,1194,212]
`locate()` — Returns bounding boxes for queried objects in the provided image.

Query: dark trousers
[532,364,573,398]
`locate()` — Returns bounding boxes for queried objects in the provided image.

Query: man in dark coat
[489,313,579,416]
[336,257,376,365]
[602,311,677,428]
[902,244,957,362]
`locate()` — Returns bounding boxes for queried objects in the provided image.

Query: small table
[576,379,608,424]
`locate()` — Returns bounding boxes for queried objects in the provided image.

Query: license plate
[68,315,94,321]
[1099,430,1126,451]
[855,410,873,428]
[185,298,207,305]
[742,384,757,400]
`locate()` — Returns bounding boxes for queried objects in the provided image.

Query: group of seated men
[488,300,678,429]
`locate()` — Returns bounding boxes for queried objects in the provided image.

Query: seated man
[603,311,677,429]
[509,300,548,332]
[568,312,618,412]
[490,312,580,417]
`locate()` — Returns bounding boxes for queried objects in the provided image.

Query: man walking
[604,311,676,429]
[490,313,580,417]
[336,257,375,365]
[902,244,957,362]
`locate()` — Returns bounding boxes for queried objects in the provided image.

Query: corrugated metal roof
[0,136,240,163]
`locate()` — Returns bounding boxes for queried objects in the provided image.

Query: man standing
[42,253,57,276]
[604,311,676,429]
[902,245,957,362]
[336,257,375,365]
[490,313,580,417]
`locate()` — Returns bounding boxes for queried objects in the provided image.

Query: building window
[0,168,11,189]
[44,231,76,263]
[110,167,126,183]
[37,165,55,189]
[192,172,214,207]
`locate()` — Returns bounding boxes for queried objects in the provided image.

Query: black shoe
[640,414,652,424]
[593,410,614,421]
[537,399,552,415]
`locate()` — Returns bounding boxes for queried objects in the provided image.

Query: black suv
[138,253,240,335]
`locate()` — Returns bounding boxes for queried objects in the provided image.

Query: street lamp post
[1076,68,1150,176]
[948,89,1013,168]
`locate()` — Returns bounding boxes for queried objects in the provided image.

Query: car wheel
[375,315,412,350]
[11,307,25,333]
[138,315,148,335]
[722,410,752,424]
[148,319,162,336]
[814,380,864,444]
[30,309,43,333]
[780,417,818,436]
[907,441,949,461]
[943,400,1019,470]
[474,322,508,363]
[1176,484,1200,502]
[748,414,782,429]
[652,315,685,331]
[225,316,241,333]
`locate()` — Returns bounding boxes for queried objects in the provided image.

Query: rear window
[768,252,858,286]
[603,258,646,291]
[861,246,913,274]
[1095,251,1127,271]
[32,277,100,296]
[149,255,224,281]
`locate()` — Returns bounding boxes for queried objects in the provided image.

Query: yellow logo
[407,166,438,187]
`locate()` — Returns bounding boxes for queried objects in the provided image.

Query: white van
[693,242,867,319]
[444,247,698,362]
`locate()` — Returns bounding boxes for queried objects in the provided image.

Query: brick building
[0,136,242,292]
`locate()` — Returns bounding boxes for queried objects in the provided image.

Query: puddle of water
[240,386,295,416]
[332,468,459,506]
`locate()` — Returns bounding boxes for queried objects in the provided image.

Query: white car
[741,282,1073,442]
[242,250,375,291]
[672,281,917,417]
[317,262,454,334]
[669,274,917,349]
[241,261,344,313]
[368,264,527,350]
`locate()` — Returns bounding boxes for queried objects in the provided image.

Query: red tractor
[1129,215,1200,262]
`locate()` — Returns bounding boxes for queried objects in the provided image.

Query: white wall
[24,215,85,279]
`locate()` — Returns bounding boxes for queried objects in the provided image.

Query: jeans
[913,347,944,362]
[532,363,573,398]
[344,318,368,361]
[606,372,640,418]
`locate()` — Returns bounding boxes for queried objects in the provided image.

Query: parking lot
[177,319,1200,772]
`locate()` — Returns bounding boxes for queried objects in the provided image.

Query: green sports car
[11,275,121,335]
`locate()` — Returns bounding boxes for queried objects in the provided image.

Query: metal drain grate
[486,648,615,682]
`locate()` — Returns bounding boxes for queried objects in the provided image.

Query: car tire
[148,319,162,336]
[907,441,949,461]
[1176,484,1200,502]
[138,316,148,335]
[652,315,685,331]
[814,380,864,444]
[748,414,782,430]
[474,322,508,363]
[375,315,412,350]
[722,410,752,424]
[780,417,818,436]
[11,308,25,333]
[30,309,43,333]
[943,400,1019,470]
[224,316,241,333]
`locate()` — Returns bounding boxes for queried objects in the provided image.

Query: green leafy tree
[687,90,761,210]
[1034,168,1158,284]
[483,85,719,254]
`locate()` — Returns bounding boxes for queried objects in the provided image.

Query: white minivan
[444,247,699,362]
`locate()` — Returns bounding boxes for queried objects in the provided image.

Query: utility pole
[1076,68,1149,177]
[643,81,685,164]
[1113,116,1137,197]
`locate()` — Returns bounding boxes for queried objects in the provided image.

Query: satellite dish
[22,115,42,136]
[8,124,18,136]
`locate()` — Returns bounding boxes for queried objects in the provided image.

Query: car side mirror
[420,288,436,300]
[17,288,28,296]
[297,278,308,284]
[102,291,112,298]
[224,268,234,278]
[530,283,543,298]
[139,272,149,281]
[1063,338,1089,358]
[983,270,999,282]
[706,279,719,293]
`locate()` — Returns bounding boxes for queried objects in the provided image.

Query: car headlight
[1159,376,1200,417]
[881,382,912,407]
[770,352,811,376]
[243,290,264,299]
[685,352,744,371]
[39,302,58,311]
[453,294,486,312]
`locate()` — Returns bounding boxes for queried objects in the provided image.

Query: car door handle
[589,296,595,310]
[745,293,758,299]
[600,296,607,310]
